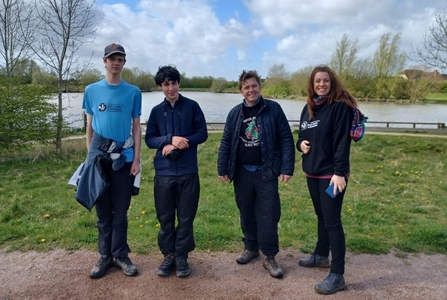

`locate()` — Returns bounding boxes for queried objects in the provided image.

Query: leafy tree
[189,76,213,88]
[438,81,447,93]
[10,58,39,83]
[210,77,227,93]
[346,59,375,98]
[119,67,156,91]
[371,33,406,98]
[330,34,359,80]
[265,63,290,97]
[128,67,155,92]
[31,0,95,152]
[177,73,213,89]
[289,66,314,97]
[32,68,58,87]
[392,77,411,99]
[72,68,102,87]
[271,80,291,97]
[121,68,137,85]
[0,78,57,154]
[375,77,393,99]
[180,72,190,87]
[226,80,238,89]
[267,63,289,80]
[372,33,406,78]
[409,80,434,101]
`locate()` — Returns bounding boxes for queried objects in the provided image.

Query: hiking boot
[89,255,113,278]
[158,253,175,277]
[298,254,330,268]
[314,273,347,295]
[262,255,283,278]
[114,256,138,276]
[236,250,260,264]
[175,256,191,277]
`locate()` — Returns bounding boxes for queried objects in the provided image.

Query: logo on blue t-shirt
[98,103,106,112]
[98,103,124,113]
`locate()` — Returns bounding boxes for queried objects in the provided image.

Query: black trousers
[95,162,134,258]
[306,177,346,275]
[154,173,200,257]
[233,166,281,256]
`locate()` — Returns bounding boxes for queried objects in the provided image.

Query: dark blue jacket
[217,97,295,181]
[145,94,208,176]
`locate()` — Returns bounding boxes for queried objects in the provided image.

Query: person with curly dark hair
[145,65,208,278]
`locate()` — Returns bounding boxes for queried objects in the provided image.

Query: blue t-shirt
[83,79,142,162]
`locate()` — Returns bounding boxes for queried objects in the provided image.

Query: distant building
[398,69,447,81]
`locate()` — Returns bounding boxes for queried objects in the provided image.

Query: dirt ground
[1,248,447,300]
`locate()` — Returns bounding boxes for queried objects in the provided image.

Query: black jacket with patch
[218,97,295,181]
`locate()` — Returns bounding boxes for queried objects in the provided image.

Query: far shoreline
[60,89,447,104]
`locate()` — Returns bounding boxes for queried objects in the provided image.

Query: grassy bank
[425,93,447,102]
[1,132,446,255]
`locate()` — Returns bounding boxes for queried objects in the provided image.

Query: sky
[79,0,447,81]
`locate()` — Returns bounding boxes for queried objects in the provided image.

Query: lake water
[61,92,447,129]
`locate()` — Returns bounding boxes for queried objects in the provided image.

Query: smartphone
[325,182,340,198]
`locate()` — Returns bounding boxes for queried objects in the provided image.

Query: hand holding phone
[325,182,340,198]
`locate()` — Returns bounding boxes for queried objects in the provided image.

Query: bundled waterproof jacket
[218,97,295,181]
[75,131,135,210]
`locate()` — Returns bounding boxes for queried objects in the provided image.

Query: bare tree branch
[30,0,96,152]
[410,9,447,71]
[0,0,35,77]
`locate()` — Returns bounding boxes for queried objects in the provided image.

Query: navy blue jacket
[217,97,295,181]
[297,101,352,176]
[145,94,208,176]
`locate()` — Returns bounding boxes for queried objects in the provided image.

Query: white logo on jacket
[301,120,319,130]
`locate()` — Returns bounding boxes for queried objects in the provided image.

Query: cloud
[237,49,247,61]
[87,0,248,78]
[78,0,447,80]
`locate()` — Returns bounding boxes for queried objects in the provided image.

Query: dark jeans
[96,162,134,258]
[154,173,200,257]
[306,177,346,275]
[233,166,281,256]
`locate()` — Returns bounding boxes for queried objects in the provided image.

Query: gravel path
[1,248,447,300]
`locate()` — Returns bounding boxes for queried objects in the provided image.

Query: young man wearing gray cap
[81,43,142,278]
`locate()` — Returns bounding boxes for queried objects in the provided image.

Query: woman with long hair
[297,65,359,295]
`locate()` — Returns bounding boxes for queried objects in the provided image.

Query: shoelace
[118,257,132,265]
[266,257,278,267]
[176,259,186,267]
[97,258,110,267]
[161,256,174,266]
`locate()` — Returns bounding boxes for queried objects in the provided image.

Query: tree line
[1,0,447,154]
[262,33,445,101]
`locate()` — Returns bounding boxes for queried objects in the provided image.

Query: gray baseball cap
[104,43,126,58]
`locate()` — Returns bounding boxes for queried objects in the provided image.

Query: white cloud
[87,0,248,78]
[237,49,247,61]
[76,0,447,80]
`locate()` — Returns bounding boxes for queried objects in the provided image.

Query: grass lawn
[425,93,447,101]
[0,132,446,255]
